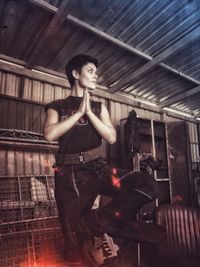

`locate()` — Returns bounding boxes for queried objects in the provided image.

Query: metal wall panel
[0,97,45,133]
[1,71,199,166]
[0,71,20,97]
[188,122,199,162]
[0,149,54,176]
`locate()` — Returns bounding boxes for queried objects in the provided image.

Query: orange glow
[173,195,183,204]
[53,166,60,173]
[115,211,121,218]
[20,239,67,267]
[44,159,51,168]
[112,168,117,175]
[112,175,121,188]
[111,168,121,188]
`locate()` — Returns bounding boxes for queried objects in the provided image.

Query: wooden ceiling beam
[26,0,70,69]
[109,25,200,93]
[29,0,200,97]
[1,59,199,123]
[29,0,152,60]
[0,59,68,87]
[29,0,57,13]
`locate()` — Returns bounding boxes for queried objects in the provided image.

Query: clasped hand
[78,88,92,116]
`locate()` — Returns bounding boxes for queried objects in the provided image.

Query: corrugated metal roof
[0,0,199,119]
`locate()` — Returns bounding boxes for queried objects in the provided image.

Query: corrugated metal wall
[0,62,199,267]
[0,149,54,176]
[188,122,200,163]
[1,69,198,165]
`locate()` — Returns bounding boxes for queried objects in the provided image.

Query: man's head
[65,54,98,89]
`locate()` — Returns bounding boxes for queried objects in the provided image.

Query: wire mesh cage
[0,175,67,267]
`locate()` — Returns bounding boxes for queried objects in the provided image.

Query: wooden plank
[32,80,43,102]
[15,74,20,97]
[19,76,25,98]
[40,106,46,134]
[7,99,17,129]
[39,153,44,174]
[24,151,33,176]
[24,102,30,130]
[47,153,55,176]
[0,61,68,87]
[0,53,68,80]
[32,105,42,133]
[0,71,7,94]
[7,150,15,176]
[0,149,6,176]
[25,102,33,131]
[0,140,58,152]
[16,101,25,130]
[43,83,54,103]
[6,73,16,96]
[54,85,63,100]
[23,78,32,99]
[0,97,8,128]
[32,152,40,176]
[16,151,24,175]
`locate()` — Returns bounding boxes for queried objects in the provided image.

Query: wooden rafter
[109,25,200,93]
[26,0,70,69]
[28,0,200,98]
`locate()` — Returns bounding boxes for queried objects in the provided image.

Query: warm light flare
[111,168,121,189]
[44,159,51,168]
[173,195,183,204]
[115,211,121,218]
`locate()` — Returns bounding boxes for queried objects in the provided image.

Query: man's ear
[72,69,79,80]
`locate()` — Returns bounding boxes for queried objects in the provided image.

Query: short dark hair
[65,54,98,87]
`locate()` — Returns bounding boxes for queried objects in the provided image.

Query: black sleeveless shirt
[45,96,102,154]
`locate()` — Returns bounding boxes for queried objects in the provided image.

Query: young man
[44,55,163,266]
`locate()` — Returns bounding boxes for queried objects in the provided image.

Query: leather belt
[55,146,102,165]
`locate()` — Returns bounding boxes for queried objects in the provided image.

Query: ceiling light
[0,59,24,68]
[31,69,66,81]
[163,107,193,118]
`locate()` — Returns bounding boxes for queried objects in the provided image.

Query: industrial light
[0,59,24,68]
[163,107,193,118]
[31,69,66,81]
[134,98,157,107]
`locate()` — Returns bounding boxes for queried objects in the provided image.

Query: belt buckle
[78,152,85,164]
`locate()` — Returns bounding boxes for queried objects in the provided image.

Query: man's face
[76,63,98,90]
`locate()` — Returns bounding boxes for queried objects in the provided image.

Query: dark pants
[55,158,158,263]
